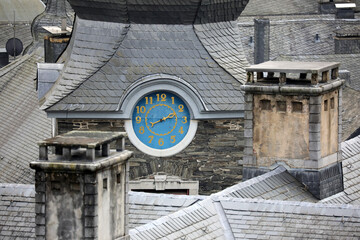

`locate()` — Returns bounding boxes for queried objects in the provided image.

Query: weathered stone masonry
[31,131,132,239]
[57,119,244,195]
[242,61,345,199]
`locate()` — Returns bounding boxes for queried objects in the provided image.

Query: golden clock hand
[165,112,176,119]
[150,112,176,128]
[150,119,161,128]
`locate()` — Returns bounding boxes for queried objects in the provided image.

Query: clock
[125,91,197,157]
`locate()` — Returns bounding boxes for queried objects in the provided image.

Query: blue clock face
[132,91,191,150]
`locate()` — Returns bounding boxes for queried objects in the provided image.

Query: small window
[324,100,328,111]
[70,183,80,192]
[117,173,121,184]
[276,101,286,112]
[51,182,61,191]
[292,102,303,113]
[103,178,108,190]
[330,97,335,109]
[260,99,271,110]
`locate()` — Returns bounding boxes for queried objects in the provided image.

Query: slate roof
[128,191,204,229]
[128,197,227,240]
[0,48,52,184]
[129,165,360,239]
[322,136,360,205]
[241,0,318,16]
[42,18,248,112]
[216,165,318,202]
[0,0,45,22]
[66,0,247,24]
[220,198,360,240]
[0,184,35,239]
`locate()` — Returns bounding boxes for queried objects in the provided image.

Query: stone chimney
[254,19,270,64]
[241,61,345,199]
[30,131,133,239]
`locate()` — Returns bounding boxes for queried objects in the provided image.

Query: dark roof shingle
[0,48,52,184]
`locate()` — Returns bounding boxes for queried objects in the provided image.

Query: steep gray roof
[128,197,226,240]
[129,184,360,239]
[42,18,247,113]
[220,198,360,239]
[40,18,128,110]
[194,21,249,84]
[241,0,318,16]
[216,165,317,202]
[0,184,35,239]
[128,191,204,229]
[322,136,360,205]
[0,48,52,184]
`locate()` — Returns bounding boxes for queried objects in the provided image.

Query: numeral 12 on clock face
[132,91,191,150]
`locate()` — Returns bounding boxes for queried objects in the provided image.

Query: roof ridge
[219,197,360,217]
[212,165,287,198]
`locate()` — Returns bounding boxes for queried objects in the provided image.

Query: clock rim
[125,119,198,157]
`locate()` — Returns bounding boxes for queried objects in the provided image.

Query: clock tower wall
[57,118,244,195]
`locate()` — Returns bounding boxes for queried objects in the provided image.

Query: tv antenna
[5,11,23,60]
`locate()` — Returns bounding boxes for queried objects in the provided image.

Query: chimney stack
[241,61,345,199]
[30,131,133,239]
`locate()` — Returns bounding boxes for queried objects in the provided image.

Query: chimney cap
[245,61,340,74]
[335,3,356,8]
[42,26,72,35]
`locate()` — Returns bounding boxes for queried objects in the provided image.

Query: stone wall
[33,159,128,239]
[58,119,244,195]
[253,94,310,166]
[320,91,339,158]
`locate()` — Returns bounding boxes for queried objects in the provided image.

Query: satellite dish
[6,38,23,57]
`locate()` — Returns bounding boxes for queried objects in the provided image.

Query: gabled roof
[220,198,360,239]
[0,184,35,239]
[129,197,227,239]
[216,165,317,202]
[129,168,360,239]
[41,18,248,113]
[128,191,204,229]
[0,48,52,184]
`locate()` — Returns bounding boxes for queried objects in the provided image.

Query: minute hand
[150,112,176,128]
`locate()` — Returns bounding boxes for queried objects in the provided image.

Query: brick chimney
[241,61,345,199]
